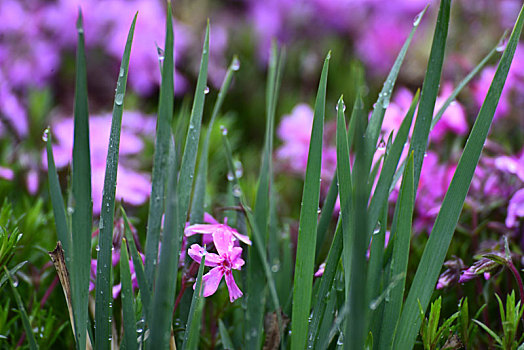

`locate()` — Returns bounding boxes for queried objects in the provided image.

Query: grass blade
[182,254,206,350]
[378,153,414,349]
[121,208,151,321]
[367,90,419,241]
[363,5,428,174]
[315,171,338,259]
[95,14,137,348]
[191,55,238,224]
[221,133,282,327]
[307,220,343,349]
[346,92,369,350]
[290,51,330,350]
[177,21,209,227]
[394,3,524,348]
[70,11,92,350]
[247,43,284,348]
[409,0,451,190]
[4,266,39,350]
[120,238,137,350]
[149,139,179,348]
[218,320,235,350]
[144,1,174,286]
[431,32,505,129]
[46,133,70,263]
[336,95,354,298]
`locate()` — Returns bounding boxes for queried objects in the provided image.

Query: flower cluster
[185,215,251,302]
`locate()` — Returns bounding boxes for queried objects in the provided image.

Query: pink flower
[506,188,524,228]
[188,230,245,302]
[185,213,252,246]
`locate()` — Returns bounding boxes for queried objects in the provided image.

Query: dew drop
[42,127,50,142]
[156,45,165,61]
[377,138,386,151]
[335,103,346,112]
[232,184,242,197]
[204,86,210,94]
[231,57,240,71]
[96,245,100,252]
[227,171,234,181]
[413,10,424,26]
[220,125,228,136]
[234,160,243,178]
[115,93,124,106]
[119,67,124,77]
[496,39,507,52]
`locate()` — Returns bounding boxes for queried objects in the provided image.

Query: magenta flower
[185,213,252,246]
[188,230,245,302]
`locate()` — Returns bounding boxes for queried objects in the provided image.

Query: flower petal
[184,223,222,236]
[204,212,219,224]
[187,244,221,266]
[224,271,243,302]
[213,229,235,257]
[197,266,223,297]
[232,231,252,245]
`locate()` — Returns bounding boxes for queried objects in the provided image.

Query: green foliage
[474,291,524,350]
[418,297,460,350]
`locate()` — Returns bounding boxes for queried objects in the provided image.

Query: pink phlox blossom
[430,83,468,143]
[276,103,337,181]
[314,262,325,277]
[188,229,245,302]
[185,213,252,246]
[506,188,524,228]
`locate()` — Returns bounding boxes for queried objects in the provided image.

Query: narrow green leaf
[70,11,92,350]
[177,21,209,227]
[0,261,27,289]
[221,133,282,326]
[472,320,503,346]
[409,0,451,190]
[182,254,206,350]
[291,51,330,350]
[307,220,343,349]
[247,43,284,348]
[346,92,369,350]
[149,139,180,349]
[120,238,137,350]
[4,267,39,350]
[144,1,174,285]
[378,153,414,349]
[120,208,151,318]
[367,90,419,242]
[431,33,503,129]
[191,55,238,224]
[218,319,235,350]
[315,171,338,260]
[46,133,71,262]
[95,14,137,349]
[364,5,428,174]
[394,3,524,349]
[335,95,353,298]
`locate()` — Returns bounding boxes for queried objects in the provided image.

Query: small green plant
[474,291,524,350]
[419,297,460,350]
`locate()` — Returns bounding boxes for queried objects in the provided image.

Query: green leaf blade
[94,14,137,349]
[70,11,92,350]
[290,52,330,350]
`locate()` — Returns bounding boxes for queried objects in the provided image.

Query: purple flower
[0,166,14,181]
[506,188,524,228]
[458,253,505,284]
[185,213,252,246]
[276,103,337,181]
[188,229,245,302]
[436,258,465,290]
[314,262,325,277]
